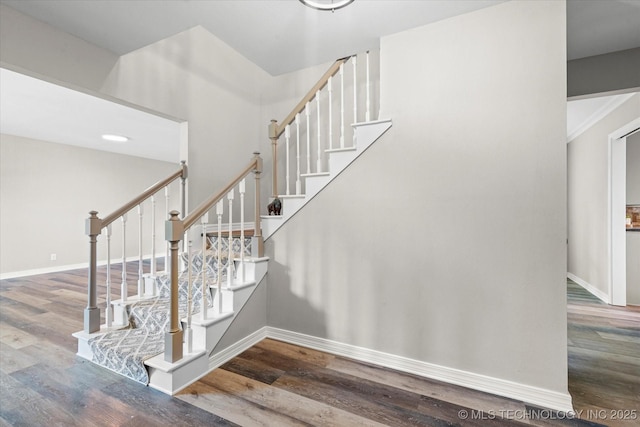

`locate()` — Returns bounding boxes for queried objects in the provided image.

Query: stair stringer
[144,256,268,394]
[261,119,392,239]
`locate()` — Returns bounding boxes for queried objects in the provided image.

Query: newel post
[253,152,264,257]
[84,211,102,333]
[269,119,279,199]
[180,160,188,220]
[164,210,184,362]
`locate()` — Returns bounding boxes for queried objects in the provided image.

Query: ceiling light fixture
[101,134,129,142]
[299,0,355,12]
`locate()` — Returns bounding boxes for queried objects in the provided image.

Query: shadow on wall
[267,259,328,339]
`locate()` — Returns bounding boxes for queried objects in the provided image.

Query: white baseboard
[208,326,269,371]
[265,327,574,413]
[0,254,165,280]
[567,273,610,304]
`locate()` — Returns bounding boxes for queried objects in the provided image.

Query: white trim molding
[208,327,269,371]
[265,327,574,413]
[0,253,165,280]
[608,117,640,306]
[567,93,636,143]
[567,273,610,304]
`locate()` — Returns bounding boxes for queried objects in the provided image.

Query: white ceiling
[0,68,181,162]
[1,0,509,76]
[4,0,639,75]
[1,0,639,161]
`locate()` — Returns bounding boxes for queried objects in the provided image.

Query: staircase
[262,119,391,239]
[74,51,391,394]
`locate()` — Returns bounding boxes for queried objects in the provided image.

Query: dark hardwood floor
[0,266,637,426]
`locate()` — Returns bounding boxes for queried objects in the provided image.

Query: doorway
[609,118,640,306]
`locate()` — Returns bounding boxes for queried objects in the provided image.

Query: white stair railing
[163,153,264,363]
[83,162,188,334]
[269,51,377,200]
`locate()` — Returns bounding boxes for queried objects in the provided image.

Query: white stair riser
[192,316,233,351]
[147,352,209,395]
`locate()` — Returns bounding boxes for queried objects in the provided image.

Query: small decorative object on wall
[268,198,282,216]
[627,205,640,231]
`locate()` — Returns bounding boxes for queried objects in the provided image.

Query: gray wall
[266,0,569,394]
[0,4,118,92]
[627,132,640,305]
[567,94,640,298]
[0,134,180,276]
[568,48,640,98]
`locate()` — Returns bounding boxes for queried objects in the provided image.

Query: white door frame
[609,117,640,306]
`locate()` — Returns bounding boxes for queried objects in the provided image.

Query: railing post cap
[86,211,102,235]
[166,210,184,241]
[180,161,188,179]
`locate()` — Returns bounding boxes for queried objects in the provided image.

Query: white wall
[627,132,640,305]
[567,94,640,298]
[266,0,569,402]
[0,134,180,276]
[100,26,270,211]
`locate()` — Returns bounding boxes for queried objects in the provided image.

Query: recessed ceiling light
[299,0,355,12]
[101,134,129,142]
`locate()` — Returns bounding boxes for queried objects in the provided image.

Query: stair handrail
[102,161,187,227]
[164,152,264,363]
[272,57,349,139]
[84,161,188,334]
[268,56,350,197]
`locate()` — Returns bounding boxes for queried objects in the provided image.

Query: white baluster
[105,224,112,328]
[285,124,291,196]
[328,75,333,150]
[200,213,209,321]
[137,204,144,298]
[227,189,234,288]
[216,200,223,313]
[366,51,371,122]
[121,213,128,303]
[165,186,170,274]
[353,55,358,127]
[150,195,156,278]
[239,179,246,284]
[305,102,311,174]
[316,90,322,172]
[340,62,345,148]
[295,113,301,195]
[186,236,193,353]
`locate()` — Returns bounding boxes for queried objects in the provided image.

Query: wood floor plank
[206,367,389,427]
[0,369,84,427]
[325,355,527,417]
[0,342,39,374]
[178,380,303,426]
[219,351,286,385]
[0,321,41,349]
[255,338,336,368]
